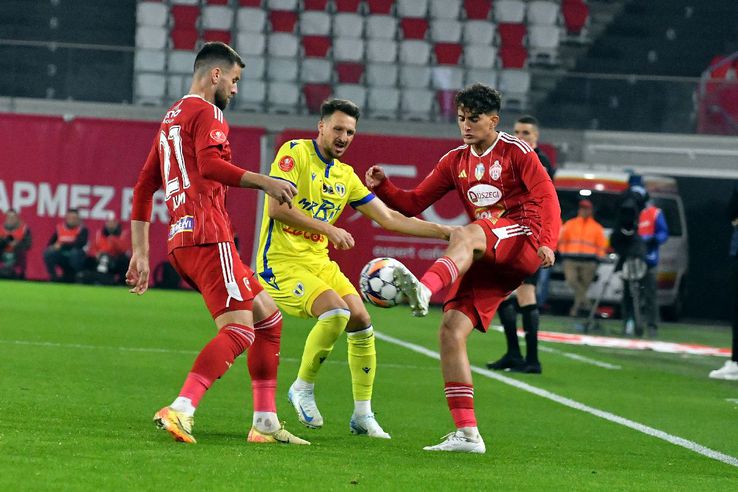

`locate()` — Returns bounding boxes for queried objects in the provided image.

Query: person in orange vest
[558,199,608,316]
[44,208,88,282]
[90,212,130,283]
[0,209,32,279]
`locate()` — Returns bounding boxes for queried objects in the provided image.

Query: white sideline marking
[374,331,738,468]
[726,399,738,405]
[538,345,622,370]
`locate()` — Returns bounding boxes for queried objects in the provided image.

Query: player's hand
[538,246,555,268]
[264,177,298,208]
[125,253,150,295]
[365,165,386,189]
[440,225,460,241]
[328,226,355,250]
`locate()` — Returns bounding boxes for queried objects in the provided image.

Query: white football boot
[349,413,391,439]
[288,382,324,429]
[709,360,738,380]
[393,265,431,317]
[423,430,486,454]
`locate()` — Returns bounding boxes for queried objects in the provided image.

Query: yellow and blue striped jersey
[256,139,374,284]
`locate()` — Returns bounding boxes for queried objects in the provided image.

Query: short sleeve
[193,107,229,154]
[347,170,375,208]
[269,140,303,187]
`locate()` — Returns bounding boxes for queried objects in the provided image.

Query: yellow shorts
[258,259,358,318]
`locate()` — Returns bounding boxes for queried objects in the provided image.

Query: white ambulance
[547,170,689,320]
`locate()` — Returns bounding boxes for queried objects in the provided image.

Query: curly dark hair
[320,98,361,121]
[455,84,502,115]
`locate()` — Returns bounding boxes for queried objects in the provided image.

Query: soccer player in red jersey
[365,84,561,453]
[127,42,307,445]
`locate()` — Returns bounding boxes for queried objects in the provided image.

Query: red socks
[248,310,283,413]
[445,382,477,428]
[421,256,459,295]
[179,323,255,407]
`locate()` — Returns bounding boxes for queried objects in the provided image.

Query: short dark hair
[320,98,361,121]
[455,84,501,115]
[6,208,17,214]
[516,115,539,127]
[194,42,244,74]
[67,208,80,215]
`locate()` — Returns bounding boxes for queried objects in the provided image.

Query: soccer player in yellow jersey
[256,99,452,438]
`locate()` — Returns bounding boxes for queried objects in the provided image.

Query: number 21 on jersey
[160,125,190,209]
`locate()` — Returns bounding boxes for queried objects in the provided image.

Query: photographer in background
[44,208,88,282]
[636,186,669,337]
[0,209,32,279]
[88,212,130,284]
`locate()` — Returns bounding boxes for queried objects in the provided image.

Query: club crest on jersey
[293,282,305,297]
[335,183,346,197]
[490,160,502,180]
[279,156,295,172]
[475,163,485,181]
[210,129,227,144]
[168,216,194,239]
[467,184,502,207]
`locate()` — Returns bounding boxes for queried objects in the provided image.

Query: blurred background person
[709,182,738,380]
[0,209,32,279]
[43,209,88,282]
[88,212,130,284]
[558,199,608,317]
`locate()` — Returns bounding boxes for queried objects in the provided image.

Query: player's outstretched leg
[394,264,432,317]
[154,407,196,444]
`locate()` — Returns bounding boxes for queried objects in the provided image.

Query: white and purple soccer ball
[359,257,406,308]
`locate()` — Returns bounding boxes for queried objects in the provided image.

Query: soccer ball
[359,257,406,308]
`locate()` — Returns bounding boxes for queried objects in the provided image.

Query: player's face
[457,108,499,148]
[214,63,242,110]
[317,111,357,159]
[514,122,538,147]
[4,212,18,228]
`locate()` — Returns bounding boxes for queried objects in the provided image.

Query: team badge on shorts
[279,156,295,172]
[475,163,485,181]
[490,160,502,180]
[293,282,305,297]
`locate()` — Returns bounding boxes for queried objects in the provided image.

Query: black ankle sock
[521,304,539,364]
[498,299,521,357]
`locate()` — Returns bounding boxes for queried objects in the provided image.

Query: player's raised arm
[365,162,454,217]
[355,197,454,241]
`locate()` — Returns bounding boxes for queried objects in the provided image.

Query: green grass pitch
[1,280,737,490]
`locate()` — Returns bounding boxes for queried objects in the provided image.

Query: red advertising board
[274,130,468,301]
[0,113,264,281]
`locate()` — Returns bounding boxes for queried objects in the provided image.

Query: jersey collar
[469,132,502,158]
[312,139,335,177]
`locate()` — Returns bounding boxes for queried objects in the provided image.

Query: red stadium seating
[270,10,298,32]
[335,62,365,84]
[304,83,334,113]
[302,35,332,57]
[562,0,589,35]
[498,45,528,68]
[497,22,526,47]
[464,0,493,20]
[239,0,262,5]
[171,29,199,50]
[203,30,232,44]
[436,89,458,120]
[336,0,363,13]
[171,5,200,30]
[400,18,429,40]
[205,0,230,5]
[434,43,463,64]
[366,0,395,15]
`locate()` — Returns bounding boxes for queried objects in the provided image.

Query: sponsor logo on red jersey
[210,129,227,144]
[279,156,295,172]
[467,184,502,207]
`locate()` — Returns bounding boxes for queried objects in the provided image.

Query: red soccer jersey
[132,95,240,252]
[374,131,561,250]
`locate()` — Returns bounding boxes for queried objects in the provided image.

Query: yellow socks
[347,326,376,402]
[297,308,350,383]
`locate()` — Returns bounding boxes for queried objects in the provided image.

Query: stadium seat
[205,0,230,4]
[235,79,266,111]
[242,55,266,80]
[336,0,363,13]
[400,65,431,88]
[464,0,493,20]
[498,69,530,109]
[170,29,199,50]
[134,49,166,72]
[267,81,300,113]
[431,66,464,90]
[494,0,526,23]
[268,33,299,57]
[497,23,527,48]
[399,40,431,65]
[527,0,559,26]
[301,58,333,83]
[300,11,331,36]
[528,25,559,64]
[335,84,367,108]
[366,39,397,63]
[400,88,434,121]
[202,5,233,31]
[236,32,266,56]
[367,87,400,118]
[136,2,168,27]
[203,30,231,44]
[236,7,267,32]
[171,0,199,6]
[463,20,495,46]
[136,26,167,50]
[303,0,329,10]
[464,44,497,69]
[435,43,463,64]
[366,16,397,40]
[267,58,299,81]
[303,83,333,113]
[270,10,298,32]
[333,13,364,39]
[167,74,188,100]
[430,20,462,43]
[333,38,365,62]
[335,62,364,84]
[465,67,498,87]
[397,0,428,18]
[498,45,528,68]
[436,89,458,120]
[267,0,299,10]
[302,35,331,57]
[561,0,589,36]
[400,18,429,40]
[366,62,398,87]
[366,0,395,15]
[171,5,200,30]
[135,73,166,104]
[239,0,263,5]
[167,49,196,73]
[429,0,461,20]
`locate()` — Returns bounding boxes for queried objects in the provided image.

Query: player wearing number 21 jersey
[128,42,306,445]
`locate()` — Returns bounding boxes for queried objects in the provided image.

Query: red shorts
[444,217,541,332]
[169,242,264,319]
